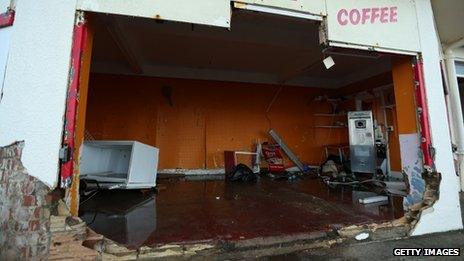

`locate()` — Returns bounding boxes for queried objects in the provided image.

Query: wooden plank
[69,15,94,216]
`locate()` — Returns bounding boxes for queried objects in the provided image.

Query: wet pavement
[79,176,403,249]
[266,230,464,260]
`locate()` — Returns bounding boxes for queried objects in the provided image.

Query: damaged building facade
[1,0,464,259]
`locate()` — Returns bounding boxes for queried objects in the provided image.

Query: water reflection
[79,190,156,249]
[79,178,403,249]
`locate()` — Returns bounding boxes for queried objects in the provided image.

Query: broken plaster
[405,167,442,235]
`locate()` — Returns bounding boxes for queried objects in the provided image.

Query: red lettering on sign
[380,7,389,23]
[361,8,370,24]
[349,9,360,25]
[337,9,348,25]
[371,8,380,23]
[336,6,398,25]
[390,6,398,22]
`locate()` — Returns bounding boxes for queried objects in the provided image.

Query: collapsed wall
[0,141,52,260]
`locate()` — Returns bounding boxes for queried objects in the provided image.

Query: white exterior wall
[0,0,11,12]
[0,26,12,88]
[76,0,231,28]
[235,0,326,16]
[0,0,77,187]
[411,0,463,235]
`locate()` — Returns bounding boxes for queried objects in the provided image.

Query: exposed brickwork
[0,141,52,260]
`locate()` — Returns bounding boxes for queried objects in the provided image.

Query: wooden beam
[69,15,94,216]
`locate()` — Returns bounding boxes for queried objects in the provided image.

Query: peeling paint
[405,167,442,234]
[400,133,425,207]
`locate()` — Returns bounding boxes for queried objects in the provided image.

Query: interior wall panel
[391,56,423,206]
[86,74,354,169]
[392,56,418,134]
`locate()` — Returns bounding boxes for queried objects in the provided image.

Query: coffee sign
[337,6,398,25]
[326,0,420,53]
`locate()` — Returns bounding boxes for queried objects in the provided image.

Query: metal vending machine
[348,111,376,174]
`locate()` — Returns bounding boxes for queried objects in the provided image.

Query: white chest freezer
[80,140,159,189]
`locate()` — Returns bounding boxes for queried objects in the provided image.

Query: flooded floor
[79,176,403,249]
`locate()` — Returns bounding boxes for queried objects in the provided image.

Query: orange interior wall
[386,107,402,171]
[388,56,418,172]
[85,74,353,169]
[392,56,418,134]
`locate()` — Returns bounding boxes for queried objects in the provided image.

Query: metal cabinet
[348,111,376,174]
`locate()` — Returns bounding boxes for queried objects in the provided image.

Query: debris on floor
[46,176,422,260]
[137,243,215,259]
[403,167,442,232]
[318,152,410,203]
[224,148,261,175]
[261,142,285,173]
[359,195,389,204]
[49,199,218,260]
[355,232,370,241]
[80,177,404,249]
[226,163,257,183]
[337,217,408,241]
[268,129,309,173]
[49,202,99,260]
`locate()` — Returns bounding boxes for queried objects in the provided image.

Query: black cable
[79,179,102,205]
[86,212,98,226]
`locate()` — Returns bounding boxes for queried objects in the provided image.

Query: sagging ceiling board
[76,0,231,28]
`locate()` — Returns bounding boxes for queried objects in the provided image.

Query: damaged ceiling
[91,10,392,89]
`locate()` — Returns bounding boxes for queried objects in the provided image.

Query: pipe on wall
[444,37,464,191]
